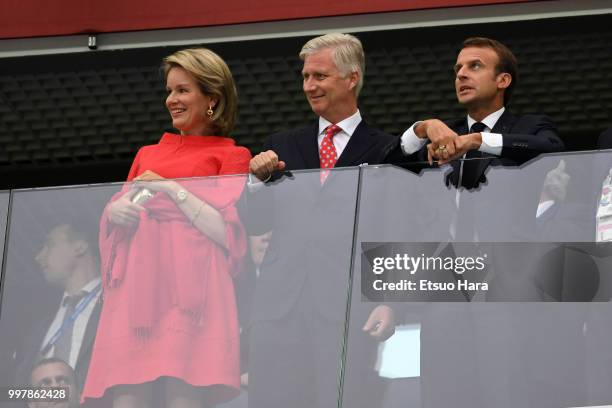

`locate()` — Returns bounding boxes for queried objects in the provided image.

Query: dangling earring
[206,106,214,117]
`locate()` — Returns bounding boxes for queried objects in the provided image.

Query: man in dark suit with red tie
[246,33,398,408]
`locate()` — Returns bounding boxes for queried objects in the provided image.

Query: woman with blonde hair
[82,48,250,407]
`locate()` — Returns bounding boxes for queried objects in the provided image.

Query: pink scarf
[99,177,247,330]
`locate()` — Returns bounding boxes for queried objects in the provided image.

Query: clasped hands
[108,170,181,226]
[417,119,483,165]
[249,150,286,182]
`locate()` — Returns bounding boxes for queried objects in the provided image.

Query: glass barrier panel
[343,151,612,408]
[0,191,9,277]
[236,167,359,408]
[0,167,360,408]
[0,190,11,341]
[0,183,118,408]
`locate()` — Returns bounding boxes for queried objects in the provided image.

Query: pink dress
[82,133,251,405]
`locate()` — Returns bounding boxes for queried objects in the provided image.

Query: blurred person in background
[28,358,80,408]
[16,222,101,396]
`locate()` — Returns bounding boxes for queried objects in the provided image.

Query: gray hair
[299,33,365,96]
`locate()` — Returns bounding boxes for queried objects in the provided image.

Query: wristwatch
[175,189,188,203]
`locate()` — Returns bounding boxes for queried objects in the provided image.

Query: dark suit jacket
[264,121,397,175]
[249,120,397,322]
[415,113,590,408]
[386,111,564,188]
[446,111,564,189]
[15,298,101,393]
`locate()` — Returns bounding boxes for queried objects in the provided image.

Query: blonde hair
[163,48,238,134]
[299,33,365,96]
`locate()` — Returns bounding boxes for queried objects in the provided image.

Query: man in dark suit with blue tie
[391,36,564,189]
[246,33,398,408]
[390,37,588,408]
[15,222,101,397]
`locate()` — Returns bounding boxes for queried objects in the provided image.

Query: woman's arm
[133,170,228,248]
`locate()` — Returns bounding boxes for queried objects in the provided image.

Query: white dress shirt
[317,109,362,157]
[400,107,506,156]
[41,278,101,368]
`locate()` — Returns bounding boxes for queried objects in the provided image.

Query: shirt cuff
[247,173,268,193]
[478,132,503,156]
[401,122,428,155]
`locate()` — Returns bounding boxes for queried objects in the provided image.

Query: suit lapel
[468,110,518,186]
[295,123,321,169]
[336,121,377,167]
[294,120,378,169]
[461,111,515,189]
[491,109,516,134]
[449,110,516,188]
